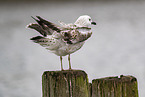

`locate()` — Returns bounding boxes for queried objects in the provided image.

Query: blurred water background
[0,0,145,97]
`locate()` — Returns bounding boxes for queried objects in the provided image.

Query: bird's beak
[91,22,96,25]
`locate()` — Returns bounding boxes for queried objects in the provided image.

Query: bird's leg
[68,54,72,70]
[60,56,64,71]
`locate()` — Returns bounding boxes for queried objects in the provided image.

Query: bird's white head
[74,15,96,27]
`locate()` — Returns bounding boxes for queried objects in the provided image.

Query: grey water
[0,1,145,97]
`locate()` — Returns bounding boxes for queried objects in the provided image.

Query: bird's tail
[30,36,60,50]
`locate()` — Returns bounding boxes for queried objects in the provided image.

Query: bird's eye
[89,19,91,21]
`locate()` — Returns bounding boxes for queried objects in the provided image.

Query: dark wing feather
[27,23,49,36]
[28,16,61,37]
[36,16,61,33]
[30,36,44,40]
[30,36,44,43]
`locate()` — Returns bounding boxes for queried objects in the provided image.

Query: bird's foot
[69,68,73,70]
[61,69,64,71]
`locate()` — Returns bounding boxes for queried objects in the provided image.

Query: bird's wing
[27,23,51,36]
[75,27,92,42]
[61,26,92,44]
[27,16,62,37]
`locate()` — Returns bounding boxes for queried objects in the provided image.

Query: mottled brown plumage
[27,15,96,70]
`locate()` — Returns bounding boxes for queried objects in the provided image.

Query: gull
[27,15,96,70]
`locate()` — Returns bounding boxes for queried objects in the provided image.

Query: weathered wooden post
[42,70,139,97]
[42,70,89,97]
[91,75,139,97]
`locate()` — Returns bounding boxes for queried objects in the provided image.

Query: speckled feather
[27,15,95,56]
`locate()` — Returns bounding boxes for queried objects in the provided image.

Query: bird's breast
[53,41,85,56]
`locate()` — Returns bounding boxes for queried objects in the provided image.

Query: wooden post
[42,70,139,97]
[42,70,89,97]
[92,75,139,97]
